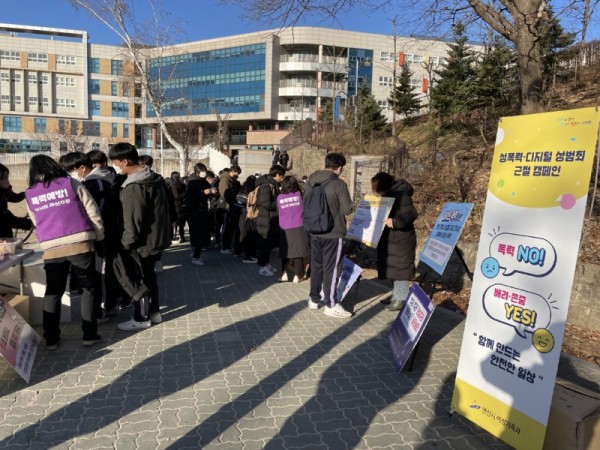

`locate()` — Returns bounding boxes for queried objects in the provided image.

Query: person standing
[25,155,105,349]
[306,153,353,318]
[371,172,418,311]
[236,175,258,264]
[169,171,188,242]
[277,175,310,283]
[184,163,214,266]
[60,151,122,320]
[0,163,32,238]
[217,165,241,254]
[255,165,285,276]
[108,143,171,330]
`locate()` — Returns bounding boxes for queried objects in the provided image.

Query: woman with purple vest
[277,175,310,283]
[25,155,105,350]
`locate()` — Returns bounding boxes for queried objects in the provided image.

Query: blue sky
[2,0,599,44]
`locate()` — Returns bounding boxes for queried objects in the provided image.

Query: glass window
[89,79,100,94]
[111,81,118,96]
[28,53,48,63]
[0,50,19,61]
[112,123,118,137]
[92,142,100,151]
[112,102,129,117]
[111,60,123,75]
[34,118,46,134]
[57,55,76,65]
[28,73,37,83]
[88,58,100,73]
[28,96,38,106]
[123,123,129,139]
[56,98,76,108]
[82,121,101,136]
[3,116,22,132]
[90,100,101,116]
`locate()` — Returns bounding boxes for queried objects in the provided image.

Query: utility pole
[391,17,398,139]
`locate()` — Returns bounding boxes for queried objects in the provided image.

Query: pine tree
[430,22,477,124]
[539,6,577,91]
[389,62,421,124]
[354,84,387,150]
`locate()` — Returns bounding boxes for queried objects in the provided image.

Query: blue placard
[388,283,435,372]
[419,202,473,275]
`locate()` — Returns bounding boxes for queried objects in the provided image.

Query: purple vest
[277,191,304,230]
[25,177,93,243]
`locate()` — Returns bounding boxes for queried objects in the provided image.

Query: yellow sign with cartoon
[452,107,600,450]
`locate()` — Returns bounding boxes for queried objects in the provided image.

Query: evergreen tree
[320,99,334,129]
[430,22,477,123]
[472,35,519,116]
[389,62,421,124]
[355,84,387,150]
[539,6,577,90]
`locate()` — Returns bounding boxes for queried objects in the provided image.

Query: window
[123,123,129,138]
[111,60,123,75]
[112,123,118,137]
[56,98,76,108]
[13,96,21,105]
[35,118,46,134]
[56,76,76,87]
[89,79,100,94]
[111,102,129,117]
[28,96,38,106]
[28,52,47,63]
[90,100,101,116]
[0,50,19,61]
[57,55,76,65]
[111,81,118,96]
[0,73,8,82]
[380,51,395,62]
[91,142,100,151]
[379,76,393,87]
[3,116,22,132]
[59,120,73,135]
[40,74,49,85]
[11,73,21,83]
[409,78,421,90]
[82,121,101,136]
[377,100,391,110]
[28,73,37,83]
[88,58,100,73]
[0,95,10,104]
[41,97,49,107]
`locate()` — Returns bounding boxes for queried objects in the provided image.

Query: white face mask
[69,171,81,181]
[199,171,206,178]
[113,164,122,175]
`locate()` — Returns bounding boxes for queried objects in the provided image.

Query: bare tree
[222,0,598,114]
[68,0,190,173]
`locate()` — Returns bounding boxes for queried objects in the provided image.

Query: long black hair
[280,175,302,195]
[28,155,69,187]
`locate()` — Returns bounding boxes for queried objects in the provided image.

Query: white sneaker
[279,272,288,282]
[220,249,234,255]
[324,303,352,318]
[258,266,274,277]
[117,318,151,331]
[293,275,302,284]
[150,312,162,325]
[154,261,164,273]
[307,299,320,310]
[267,264,278,273]
[192,257,206,266]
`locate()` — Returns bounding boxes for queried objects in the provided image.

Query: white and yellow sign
[346,195,395,247]
[452,107,600,450]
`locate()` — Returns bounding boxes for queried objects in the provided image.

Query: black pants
[257,234,273,267]
[309,236,344,307]
[43,252,98,345]
[133,253,160,322]
[188,212,211,258]
[220,211,236,250]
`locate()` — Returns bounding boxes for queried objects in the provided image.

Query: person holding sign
[371,172,418,311]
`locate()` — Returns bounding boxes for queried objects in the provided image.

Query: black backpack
[303,175,336,234]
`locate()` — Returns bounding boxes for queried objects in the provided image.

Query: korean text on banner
[0,295,40,383]
[336,257,363,302]
[451,107,600,450]
[419,202,473,275]
[346,195,395,248]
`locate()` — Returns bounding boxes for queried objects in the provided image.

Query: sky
[2,0,599,45]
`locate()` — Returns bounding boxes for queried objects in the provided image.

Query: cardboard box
[3,294,30,323]
[543,379,600,450]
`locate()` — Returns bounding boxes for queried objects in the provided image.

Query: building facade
[0,23,455,156]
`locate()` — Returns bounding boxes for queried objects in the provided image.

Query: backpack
[303,175,336,234]
[246,184,275,220]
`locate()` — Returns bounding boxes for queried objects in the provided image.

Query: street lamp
[346,56,372,127]
[158,97,186,175]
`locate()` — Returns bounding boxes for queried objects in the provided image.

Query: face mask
[114,164,122,175]
[199,171,206,178]
[69,171,81,181]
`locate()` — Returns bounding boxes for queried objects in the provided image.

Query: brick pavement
[0,242,598,449]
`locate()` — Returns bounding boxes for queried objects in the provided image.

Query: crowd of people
[0,144,418,350]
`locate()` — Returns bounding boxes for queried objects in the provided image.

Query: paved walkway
[0,243,598,449]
